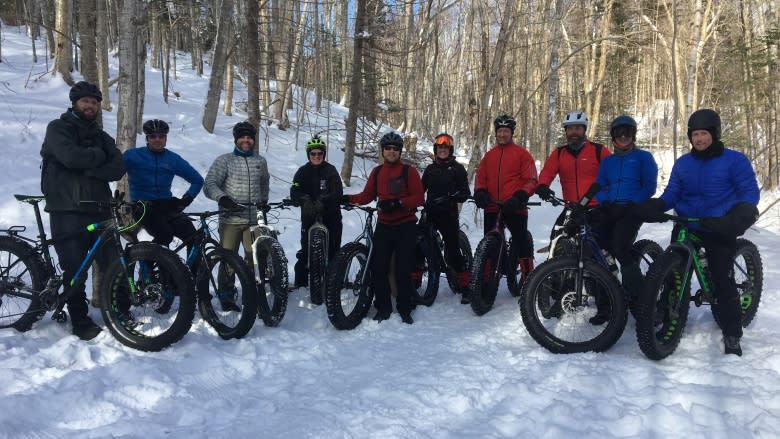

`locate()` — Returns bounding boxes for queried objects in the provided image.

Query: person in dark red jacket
[536,111,609,247]
[472,114,538,299]
[342,132,425,324]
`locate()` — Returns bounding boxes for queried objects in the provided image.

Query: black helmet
[142,119,170,135]
[380,132,404,148]
[233,121,257,141]
[687,109,721,143]
[494,114,516,132]
[69,81,102,103]
[609,115,637,139]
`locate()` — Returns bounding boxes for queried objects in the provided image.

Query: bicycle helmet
[380,131,404,148]
[687,108,721,143]
[562,111,588,128]
[434,132,454,156]
[233,121,257,141]
[142,119,170,135]
[609,115,637,140]
[306,135,326,157]
[69,81,102,103]
[493,114,516,133]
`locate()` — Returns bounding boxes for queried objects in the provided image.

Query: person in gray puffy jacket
[203,121,269,310]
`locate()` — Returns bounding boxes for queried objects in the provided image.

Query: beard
[566,135,584,147]
[72,106,97,121]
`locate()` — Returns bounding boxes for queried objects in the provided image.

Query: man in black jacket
[40,81,126,340]
[290,135,344,298]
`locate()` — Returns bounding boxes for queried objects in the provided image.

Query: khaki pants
[217,223,255,291]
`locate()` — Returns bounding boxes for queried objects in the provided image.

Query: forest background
[0,0,777,192]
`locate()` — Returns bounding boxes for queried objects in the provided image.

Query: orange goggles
[434,135,453,147]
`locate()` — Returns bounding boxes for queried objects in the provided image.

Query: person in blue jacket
[636,109,759,356]
[123,119,204,247]
[589,115,658,324]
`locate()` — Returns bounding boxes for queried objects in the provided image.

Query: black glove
[256,203,271,213]
[426,195,450,211]
[314,199,325,215]
[340,194,352,204]
[301,199,316,220]
[535,184,554,201]
[563,210,585,236]
[473,189,490,209]
[218,196,239,209]
[503,191,529,213]
[174,194,194,212]
[633,198,667,223]
[701,202,758,237]
[377,199,402,212]
[587,203,609,223]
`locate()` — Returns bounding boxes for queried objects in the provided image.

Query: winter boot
[72,315,102,340]
[519,257,535,286]
[457,270,471,291]
[724,336,743,356]
[293,252,308,288]
[399,311,414,324]
[372,309,391,322]
[218,289,242,312]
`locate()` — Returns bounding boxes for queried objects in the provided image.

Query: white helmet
[562,111,589,128]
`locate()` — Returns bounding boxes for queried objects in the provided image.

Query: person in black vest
[421,133,471,293]
[290,135,344,294]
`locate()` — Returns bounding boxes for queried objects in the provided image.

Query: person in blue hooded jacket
[636,109,759,356]
[123,119,203,247]
[588,115,657,324]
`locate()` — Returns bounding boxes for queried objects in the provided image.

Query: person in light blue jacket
[588,115,658,324]
[123,119,203,247]
[637,109,759,356]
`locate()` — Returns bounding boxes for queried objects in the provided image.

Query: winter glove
[473,189,490,209]
[633,198,668,223]
[377,199,402,213]
[535,184,555,202]
[701,202,758,237]
[301,199,317,221]
[503,191,529,213]
[340,194,352,204]
[174,194,194,212]
[426,195,450,212]
[218,196,240,210]
[256,203,271,214]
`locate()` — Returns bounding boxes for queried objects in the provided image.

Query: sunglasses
[309,151,324,157]
[383,145,402,151]
[434,143,451,148]
[147,134,166,139]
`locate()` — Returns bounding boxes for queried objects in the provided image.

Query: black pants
[371,221,416,315]
[50,211,116,321]
[141,199,197,247]
[592,215,642,267]
[483,211,533,257]
[428,212,466,272]
[674,227,742,338]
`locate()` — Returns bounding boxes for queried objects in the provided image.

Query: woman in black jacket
[290,135,344,290]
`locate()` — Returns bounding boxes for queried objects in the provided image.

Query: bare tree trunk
[53,0,73,83]
[78,0,98,83]
[341,0,367,187]
[223,58,234,116]
[202,0,234,133]
[246,0,261,128]
[96,0,111,111]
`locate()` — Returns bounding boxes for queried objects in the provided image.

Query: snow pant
[371,221,416,315]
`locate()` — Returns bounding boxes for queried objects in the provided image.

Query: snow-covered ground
[0,26,778,438]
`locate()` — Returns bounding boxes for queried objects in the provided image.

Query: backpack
[557,142,604,163]
[374,163,410,196]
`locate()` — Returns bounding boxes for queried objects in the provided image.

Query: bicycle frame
[345,205,376,288]
[2,194,139,319]
[662,219,711,302]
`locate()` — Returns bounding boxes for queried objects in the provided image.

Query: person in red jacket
[472,114,538,299]
[535,111,610,248]
[342,132,425,324]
